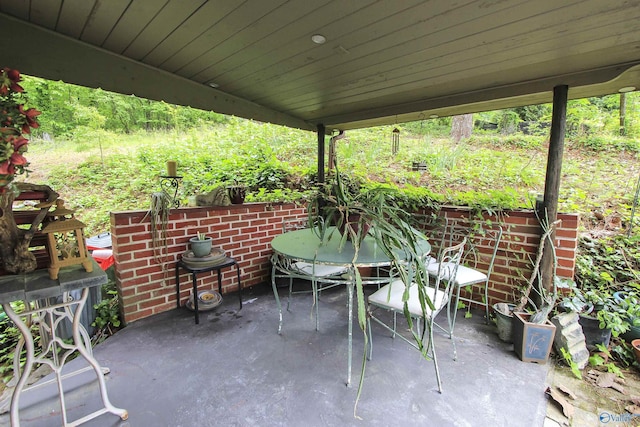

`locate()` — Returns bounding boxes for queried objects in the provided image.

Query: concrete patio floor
[1,282,551,427]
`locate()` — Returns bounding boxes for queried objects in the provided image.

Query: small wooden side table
[175,257,242,324]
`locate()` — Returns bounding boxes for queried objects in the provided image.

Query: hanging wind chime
[391,127,400,155]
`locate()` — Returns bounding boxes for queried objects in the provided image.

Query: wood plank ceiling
[1,0,639,132]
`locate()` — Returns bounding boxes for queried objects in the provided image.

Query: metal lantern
[391,127,400,155]
[41,200,92,280]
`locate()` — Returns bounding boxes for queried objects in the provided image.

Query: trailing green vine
[91,281,122,345]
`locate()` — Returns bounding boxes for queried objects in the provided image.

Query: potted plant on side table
[189,232,212,257]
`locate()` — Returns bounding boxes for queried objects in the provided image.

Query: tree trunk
[450,114,473,143]
[620,92,627,136]
[0,183,58,274]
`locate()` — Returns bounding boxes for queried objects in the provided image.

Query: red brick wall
[111,203,306,324]
[433,208,578,307]
[111,203,578,324]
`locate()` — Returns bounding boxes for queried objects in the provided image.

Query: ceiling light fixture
[311,34,326,44]
[207,82,219,88]
[619,86,636,93]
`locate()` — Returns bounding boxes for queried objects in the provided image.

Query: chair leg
[483,281,490,324]
[367,316,373,361]
[428,320,443,394]
[451,332,457,362]
[444,292,458,361]
[449,284,462,339]
[392,312,397,338]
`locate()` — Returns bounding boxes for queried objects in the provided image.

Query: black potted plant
[560,284,613,350]
[226,179,246,204]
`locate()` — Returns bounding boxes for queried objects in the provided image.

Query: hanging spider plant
[307,162,434,412]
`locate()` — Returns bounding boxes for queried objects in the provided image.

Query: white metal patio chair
[367,238,465,393]
[427,220,503,335]
[270,218,349,331]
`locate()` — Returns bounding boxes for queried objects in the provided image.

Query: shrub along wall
[111,203,578,324]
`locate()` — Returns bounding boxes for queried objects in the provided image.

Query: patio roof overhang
[0,1,639,134]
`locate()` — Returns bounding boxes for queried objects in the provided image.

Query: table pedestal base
[3,287,128,426]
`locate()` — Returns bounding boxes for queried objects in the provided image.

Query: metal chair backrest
[431,238,466,307]
[445,219,503,275]
[414,214,448,259]
[282,217,308,233]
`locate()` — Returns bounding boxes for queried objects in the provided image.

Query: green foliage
[606,361,624,378]
[497,110,520,135]
[596,342,634,369]
[400,118,451,136]
[611,342,637,368]
[20,76,228,138]
[560,347,583,379]
[514,104,552,122]
[587,352,625,378]
[92,282,122,344]
[588,353,605,366]
[467,134,543,149]
[575,234,640,291]
[597,309,627,337]
[573,235,640,339]
[14,76,640,241]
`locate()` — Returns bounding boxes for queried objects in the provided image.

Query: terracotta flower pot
[632,339,640,364]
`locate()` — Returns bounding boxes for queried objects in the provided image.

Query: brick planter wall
[111,203,578,324]
[435,208,579,306]
[111,203,307,324]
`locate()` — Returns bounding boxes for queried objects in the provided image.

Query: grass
[15,118,640,236]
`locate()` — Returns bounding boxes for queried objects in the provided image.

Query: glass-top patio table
[270,227,431,386]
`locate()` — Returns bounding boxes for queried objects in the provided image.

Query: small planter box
[512,312,556,364]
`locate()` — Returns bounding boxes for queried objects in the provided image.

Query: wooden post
[540,85,568,291]
[317,124,325,184]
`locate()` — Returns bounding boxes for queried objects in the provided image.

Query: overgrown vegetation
[91,279,121,345]
[571,234,640,369]
[11,76,639,237]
